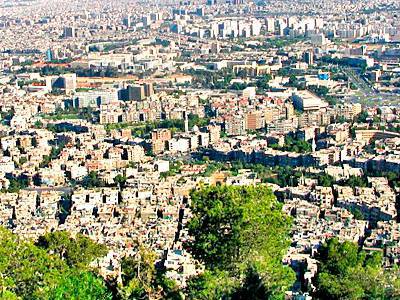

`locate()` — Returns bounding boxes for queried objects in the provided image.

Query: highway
[342,67,400,106]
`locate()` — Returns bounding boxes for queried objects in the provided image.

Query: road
[342,67,400,106]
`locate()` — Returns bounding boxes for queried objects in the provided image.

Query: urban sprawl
[0,0,400,298]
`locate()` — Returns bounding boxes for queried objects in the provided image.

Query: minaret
[312,138,316,152]
[184,111,189,133]
[299,173,305,186]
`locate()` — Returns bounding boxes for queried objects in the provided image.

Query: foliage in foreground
[36,230,108,269]
[0,228,182,300]
[0,228,111,300]
[118,246,182,300]
[186,185,295,299]
[314,238,400,300]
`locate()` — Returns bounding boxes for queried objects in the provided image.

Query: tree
[160,161,182,179]
[0,227,64,298]
[188,114,210,129]
[382,171,400,188]
[33,120,43,129]
[114,174,127,188]
[48,271,112,300]
[343,175,368,188]
[264,166,303,187]
[0,227,111,299]
[186,185,295,299]
[185,270,236,300]
[36,231,108,269]
[119,246,182,300]
[357,110,369,123]
[31,137,38,147]
[256,74,272,90]
[349,82,358,90]
[336,115,347,124]
[273,135,312,154]
[6,175,29,193]
[325,95,338,106]
[121,246,157,297]
[0,291,19,300]
[314,238,397,299]
[18,157,28,166]
[308,85,329,98]
[230,82,247,90]
[82,171,102,188]
[316,173,335,187]
[349,207,365,220]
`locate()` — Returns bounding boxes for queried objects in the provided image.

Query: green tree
[82,171,102,188]
[6,176,29,193]
[264,166,302,187]
[185,270,237,300]
[349,207,365,220]
[0,228,112,298]
[119,246,182,300]
[186,185,295,299]
[0,228,63,298]
[188,114,209,128]
[256,74,272,90]
[230,82,247,90]
[270,135,313,154]
[308,85,329,97]
[383,171,400,188]
[31,137,38,147]
[114,174,127,188]
[48,271,112,300]
[18,157,28,166]
[357,110,369,123]
[314,238,397,299]
[0,291,20,300]
[343,175,368,188]
[33,120,43,129]
[121,246,157,297]
[316,173,335,187]
[36,231,108,269]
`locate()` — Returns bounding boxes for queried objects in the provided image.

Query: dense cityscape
[0,0,400,298]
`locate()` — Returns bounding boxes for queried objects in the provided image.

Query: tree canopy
[314,238,400,299]
[47,271,112,300]
[82,171,103,188]
[36,231,108,269]
[186,185,295,299]
[269,135,312,154]
[119,246,182,300]
[0,227,111,299]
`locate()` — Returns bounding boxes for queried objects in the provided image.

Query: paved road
[342,67,400,106]
[342,67,375,96]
